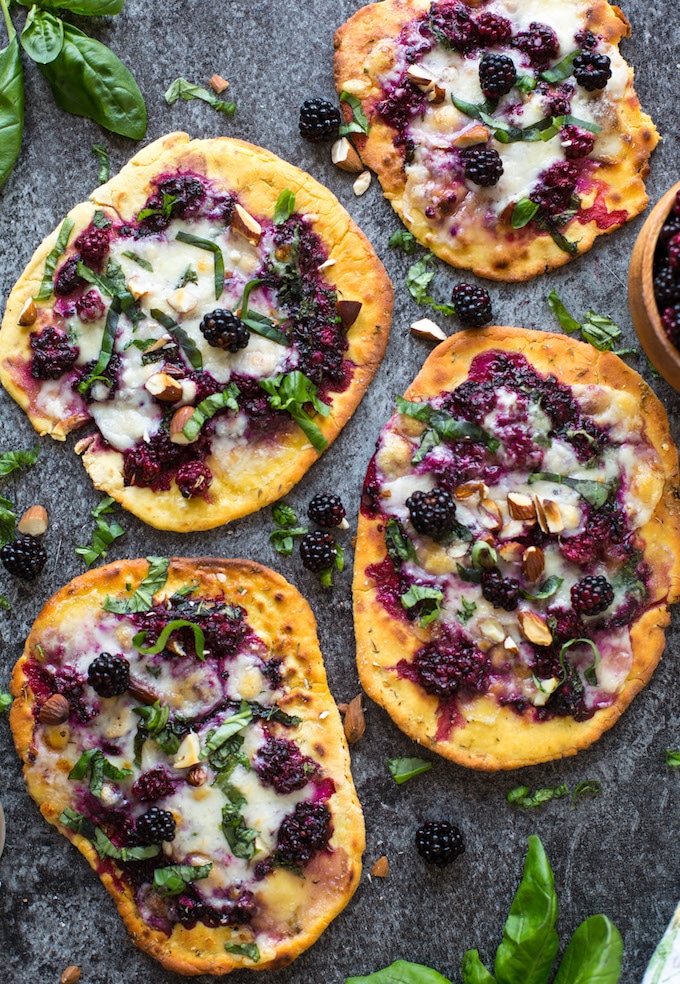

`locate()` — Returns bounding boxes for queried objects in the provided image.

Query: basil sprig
[103,556,169,614]
[74,495,125,567]
[35,216,74,300]
[547,290,622,351]
[133,619,206,660]
[150,308,203,370]
[68,747,132,797]
[527,471,610,508]
[175,231,225,300]
[259,370,329,452]
[153,863,212,896]
[238,279,289,345]
[164,77,236,116]
[0,0,24,191]
[182,384,240,442]
[386,756,433,785]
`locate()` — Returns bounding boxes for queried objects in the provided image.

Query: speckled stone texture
[0,1,679,982]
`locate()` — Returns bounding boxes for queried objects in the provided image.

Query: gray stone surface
[0,1,679,982]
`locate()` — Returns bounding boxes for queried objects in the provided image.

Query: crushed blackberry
[199,309,250,351]
[427,1,479,52]
[308,492,346,528]
[536,80,574,117]
[406,487,457,537]
[530,160,578,218]
[75,289,106,323]
[410,632,488,698]
[254,736,317,794]
[30,325,79,380]
[135,807,176,845]
[546,669,589,720]
[474,11,512,45]
[0,535,47,580]
[276,801,332,866]
[450,282,493,326]
[176,888,257,929]
[574,28,599,50]
[654,267,680,309]
[54,256,86,296]
[415,820,465,867]
[560,124,596,160]
[460,146,503,187]
[74,224,111,270]
[132,767,178,803]
[299,530,337,571]
[478,53,516,98]
[513,22,559,66]
[156,175,206,218]
[481,568,520,611]
[175,461,212,499]
[299,98,342,142]
[573,52,612,91]
[87,652,130,698]
[570,575,614,616]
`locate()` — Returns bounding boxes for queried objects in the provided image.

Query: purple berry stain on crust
[253,736,318,794]
[276,801,332,867]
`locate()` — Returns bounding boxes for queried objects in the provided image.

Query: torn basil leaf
[519,576,563,602]
[339,89,370,136]
[36,216,74,300]
[507,784,569,808]
[540,49,581,83]
[91,142,109,183]
[387,756,433,785]
[182,384,240,442]
[571,779,601,805]
[547,289,581,334]
[528,472,610,508]
[511,198,539,229]
[175,231,224,300]
[389,229,418,254]
[259,371,329,452]
[150,308,203,370]
[385,518,416,566]
[201,704,253,759]
[102,556,169,614]
[400,584,443,626]
[456,597,477,625]
[153,863,212,895]
[224,942,260,962]
[0,446,38,478]
[273,188,295,225]
[239,279,289,345]
[164,77,236,115]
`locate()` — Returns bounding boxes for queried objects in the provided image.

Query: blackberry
[481,568,520,611]
[87,652,130,698]
[175,461,212,499]
[75,289,106,323]
[30,326,79,380]
[276,801,332,866]
[299,530,337,571]
[560,124,595,160]
[663,305,680,348]
[415,820,465,868]
[406,487,457,537]
[74,224,110,270]
[132,767,177,803]
[299,98,342,142]
[135,806,176,845]
[254,736,317,794]
[412,634,488,698]
[450,282,493,327]
[668,234,680,271]
[530,160,578,218]
[54,256,86,296]
[474,12,512,45]
[573,52,612,91]
[460,146,503,187]
[570,575,614,616]
[478,53,516,99]
[308,492,346,528]
[0,535,47,580]
[199,309,250,351]
[655,267,680,309]
[513,22,559,66]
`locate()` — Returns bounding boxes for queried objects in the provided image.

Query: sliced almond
[405,63,436,89]
[167,287,198,316]
[232,203,262,246]
[143,334,172,354]
[497,541,524,565]
[479,618,505,644]
[145,372,184,403]
[169,406,198,445]
[427,83,447,103]
[410,318,446,343]
[18,505,48,537]
[451,124,490,149]
[337,299,362,329]
[18,297,37,326]
[503,635,519,655]
[343,694,366,744]
[331,137,363,173]
[173,732,202,770]
[517,611,553,647]
[371,856,389,878]
[541,498,563,534]
[521,546,545,583]
[455,480,487,500]
[479,498,503,532]
[317,257,336,271]
[127,275,148,301]
[507,492,536,522]
[38,693,70,725]
[353,171,371,196]
[128,677,158,705]
[208,73,229,94]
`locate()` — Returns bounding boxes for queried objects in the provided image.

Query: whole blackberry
[74,224,110,270]
[87,652,130,698]
[0,534,47,580]
[299,98,342,142]
[175,461,212,499]
[199,309,250,351]
[406,488,457,537]
[513,22,559,66]
[451,282,493,327]
[308,492,346,528]
[481,568,520,611]
[135,806,176,845]
[300,530,337,571]
[30,326,79,380]
[478,53,516,99]
[655,268,680,309]
[415,820,465,868]
[474,12,512,45]
[573,52,612,91]
[460,146,503,187]
[276,801,332,866]
[570,575,614,616]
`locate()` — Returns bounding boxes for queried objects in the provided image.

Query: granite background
[0,0,679,981]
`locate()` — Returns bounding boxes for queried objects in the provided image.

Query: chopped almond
[232,204,262,246]
[331,137,363,173]
[208,74,229,94]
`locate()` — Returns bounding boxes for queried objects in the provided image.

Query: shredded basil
[59,808,160,861]
[400,584,443,627]
[35,216,74,300]
[571,779,602,805]
[339,89,370,136]
[540,49,581,83]
[175,230,224,300]
[201,704,253,759]
[528,472,610,508]
[547,289,581,334]
[385,517,416,566]
[519,575,563,602]
[91,142,110,183]
[103,556,169,614]
[164,77,236,115]
[153,863,212,895]
[182,384,240,442]
[150,308,202,370]
[121,249,153,271]
[76,295,118,394]
[388,228,418,254]
[133,619,206,660]
[387,756,433,785]
[507,784,569,808]
[74,495,125,566]
[456,597,477,625]
[68,748,131,797]
[0,690,12,712]
[259,370,329,452]
[238,279,289,345]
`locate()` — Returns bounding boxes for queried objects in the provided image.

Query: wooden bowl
[628,180,680,388]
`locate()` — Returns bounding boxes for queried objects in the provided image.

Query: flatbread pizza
[9,556,364,975]
[0,133,393,531]
[353,327,680,769]
[334,0,658,281]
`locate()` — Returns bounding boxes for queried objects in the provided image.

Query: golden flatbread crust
[334,0,658,281]
[353,327,680,770]
[10,557,365,975]
[0,133,393,531]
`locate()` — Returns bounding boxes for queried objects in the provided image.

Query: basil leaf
[666,748,680,767]
[164,77,236,116]
[91,142,110,183]
[511,198,539,229]
[396,397,499,453]
[103,555,169,614]
[270,526,307,556]
[175,231,224,300]
[77,296,118,393]
[559,638,601,686]
[385,518,416,566]
[201,705,253,759]
[479,109,524,143]
[75,495,125,566]
[339,89,370,136]
[239,279,289,345]
[272,502,299,528]
[36,216,74,301]
[150,308,202,370]
[493,835,559,984]
[259,371,329,452]
[507,784,569,809]
[224,942,260,963]
[0,446,38,478]
[553,914,622,984]
[451,93,495,121]
[153,862,212,896]
[462,950,496,984]
[527,472,610,508]
[389,229,418,254]
[406,254,435,304]
[19,0,125,14]
[515,75,537,93]
[69,748,131,797]
[553,113,603,135]
[547,289,581,334]
[346,961,454,984]
[274,189,296,225]
[537,217,579,256]
[540,50,581,84]
[121,250,152,272]
[0,5,23,191]
[400,584,443,627]
[182,384,240,442]
[38,24,146,139]
[580,310,621,352]
[0,690,12,712]
[386,756,433,785]
[91,826,160,861]
[133,619,206,660]
[519,576,563,602]
[457,598,477,625]
[0,493,16,546]
[20,6,63,64]
[221,801,258,859]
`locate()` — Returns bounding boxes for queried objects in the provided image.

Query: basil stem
[175,231,224,300]
[0,0,23,191]
[76,296,118,393]
[133,619,206,660]
[150,308,202,370]
[36,216,74,300]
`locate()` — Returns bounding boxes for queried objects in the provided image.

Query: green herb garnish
[201,704,253,759]
[133,619,206,660]
[102,556,169,614]
[400,584,443,627]
[36,216,74,300]
[76,296,118,394]
[386,757,433,785]
[273,188,296,225]
[511,198,539,229]
[571,779,602,806]
[121,250,153,271]
[150,308,203,370]
[540,49,581,84]
[91,142,109,183]
[339,90,370,136]
[666,748,680,767]
[175,231,225,300]
[385,517,416,566]
[406,253,457,316]
[528,471,611,508]
[153,863,212,895]
[182,384,240,442]
[238,279,289,345]
[74,495,125,567]
[0,446,38,478]
[68,748,131,797]
[456,597,477,625]
[507,784,570,808]
[164,77,236,115]
[519,575,563,602]
[269,502,308,556]
[0,690,12,712]
[259,371,329,452]
[224,942,260,963]
[388,229,418,254]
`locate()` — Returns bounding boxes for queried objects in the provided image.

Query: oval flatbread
[335,0,658,281]
[0,133,393,531]
[9,557,364,974]
[353,327,680,770]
